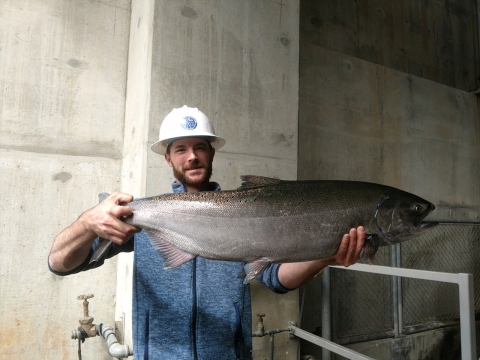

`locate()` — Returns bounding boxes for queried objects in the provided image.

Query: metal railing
[313,264,477,360]
[328,222,480,344]
[289,323,375,360]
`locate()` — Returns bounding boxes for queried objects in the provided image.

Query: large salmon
[91,176,438,283]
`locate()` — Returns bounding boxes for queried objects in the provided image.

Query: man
[49,105,365,359]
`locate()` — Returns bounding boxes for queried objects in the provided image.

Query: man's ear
[210,147,215,161]
[164,153,173,167]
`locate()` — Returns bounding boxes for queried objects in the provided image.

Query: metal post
[390,245,400,335]
[269,334,274,360]
[396,243,403,336]
[391,243,404,336]
[458,273,476,360]
[289,325,376,360]
[321,267,332,360]
[476,0,480,91]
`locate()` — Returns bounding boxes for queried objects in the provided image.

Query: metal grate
[332,222,480,344]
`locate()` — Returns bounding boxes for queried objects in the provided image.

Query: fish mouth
[413,220,439,234]
[413,203,437,231]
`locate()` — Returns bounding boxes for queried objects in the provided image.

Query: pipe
[252,313,265,337]
[97,324,133,359]
[251,315,290,360]
[321,267,331,360]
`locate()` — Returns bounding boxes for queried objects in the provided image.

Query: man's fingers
[98,218,140,244]
[102,192,134,205]
[335,233,350,265]
[335,226,366,267]
[114,193,134,205]
[355,226,366,259]
[91,192,141,243]
[344,228,358,265]
[111,204,133,218]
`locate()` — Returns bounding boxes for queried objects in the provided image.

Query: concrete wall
[301,0,480,92]
[0,0,131,358]
[298,1,480,358]
[7,0,477,358]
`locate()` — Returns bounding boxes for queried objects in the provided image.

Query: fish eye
[414,204,422,212]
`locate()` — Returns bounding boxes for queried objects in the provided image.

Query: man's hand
[277,226,366,289]
[49,192,141,273]
[331,226,365,267]
[82,192,141,245]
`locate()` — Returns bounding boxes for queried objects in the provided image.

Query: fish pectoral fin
[90,193,113,264]
[238,175,283,189]
[241,258,272,284]
[144,229,196,269]
[360,233,380,264]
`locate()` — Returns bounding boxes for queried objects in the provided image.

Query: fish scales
[126,181,421,261]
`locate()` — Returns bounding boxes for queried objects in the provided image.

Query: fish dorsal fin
[238,175,283,189]
[144,229,196,269]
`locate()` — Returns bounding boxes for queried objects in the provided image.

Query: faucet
[71,293,132,359]
[76,294,97,338]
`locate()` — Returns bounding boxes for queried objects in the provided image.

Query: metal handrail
[315,264,477,360]
[289,325,375,360]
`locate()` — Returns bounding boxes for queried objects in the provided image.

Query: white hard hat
[151,105,226,154]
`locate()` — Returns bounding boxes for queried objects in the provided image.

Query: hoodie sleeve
[48,237,134,276]
[256,263,293,294]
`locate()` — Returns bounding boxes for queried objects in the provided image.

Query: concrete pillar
[116,0,300,358]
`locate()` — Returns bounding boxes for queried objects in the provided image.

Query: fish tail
[89,193,112,264]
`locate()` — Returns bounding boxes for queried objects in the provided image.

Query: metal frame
[316,264,476,360]
[289,325,376,360]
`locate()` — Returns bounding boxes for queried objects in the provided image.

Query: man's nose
[186,148,198,161]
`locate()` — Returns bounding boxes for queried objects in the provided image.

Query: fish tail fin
[90,239,113,264]
[90,193,112,264]
[98,192,110,202]
[360,233,380,264]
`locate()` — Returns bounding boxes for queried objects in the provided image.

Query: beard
[172,159,213,189]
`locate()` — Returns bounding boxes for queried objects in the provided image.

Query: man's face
[164,138,215,191]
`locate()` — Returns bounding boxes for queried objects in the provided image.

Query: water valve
[76,294,97,338]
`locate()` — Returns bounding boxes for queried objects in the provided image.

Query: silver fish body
[103,176,437,283]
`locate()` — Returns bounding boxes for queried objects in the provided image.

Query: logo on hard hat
[181,116,197,130]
